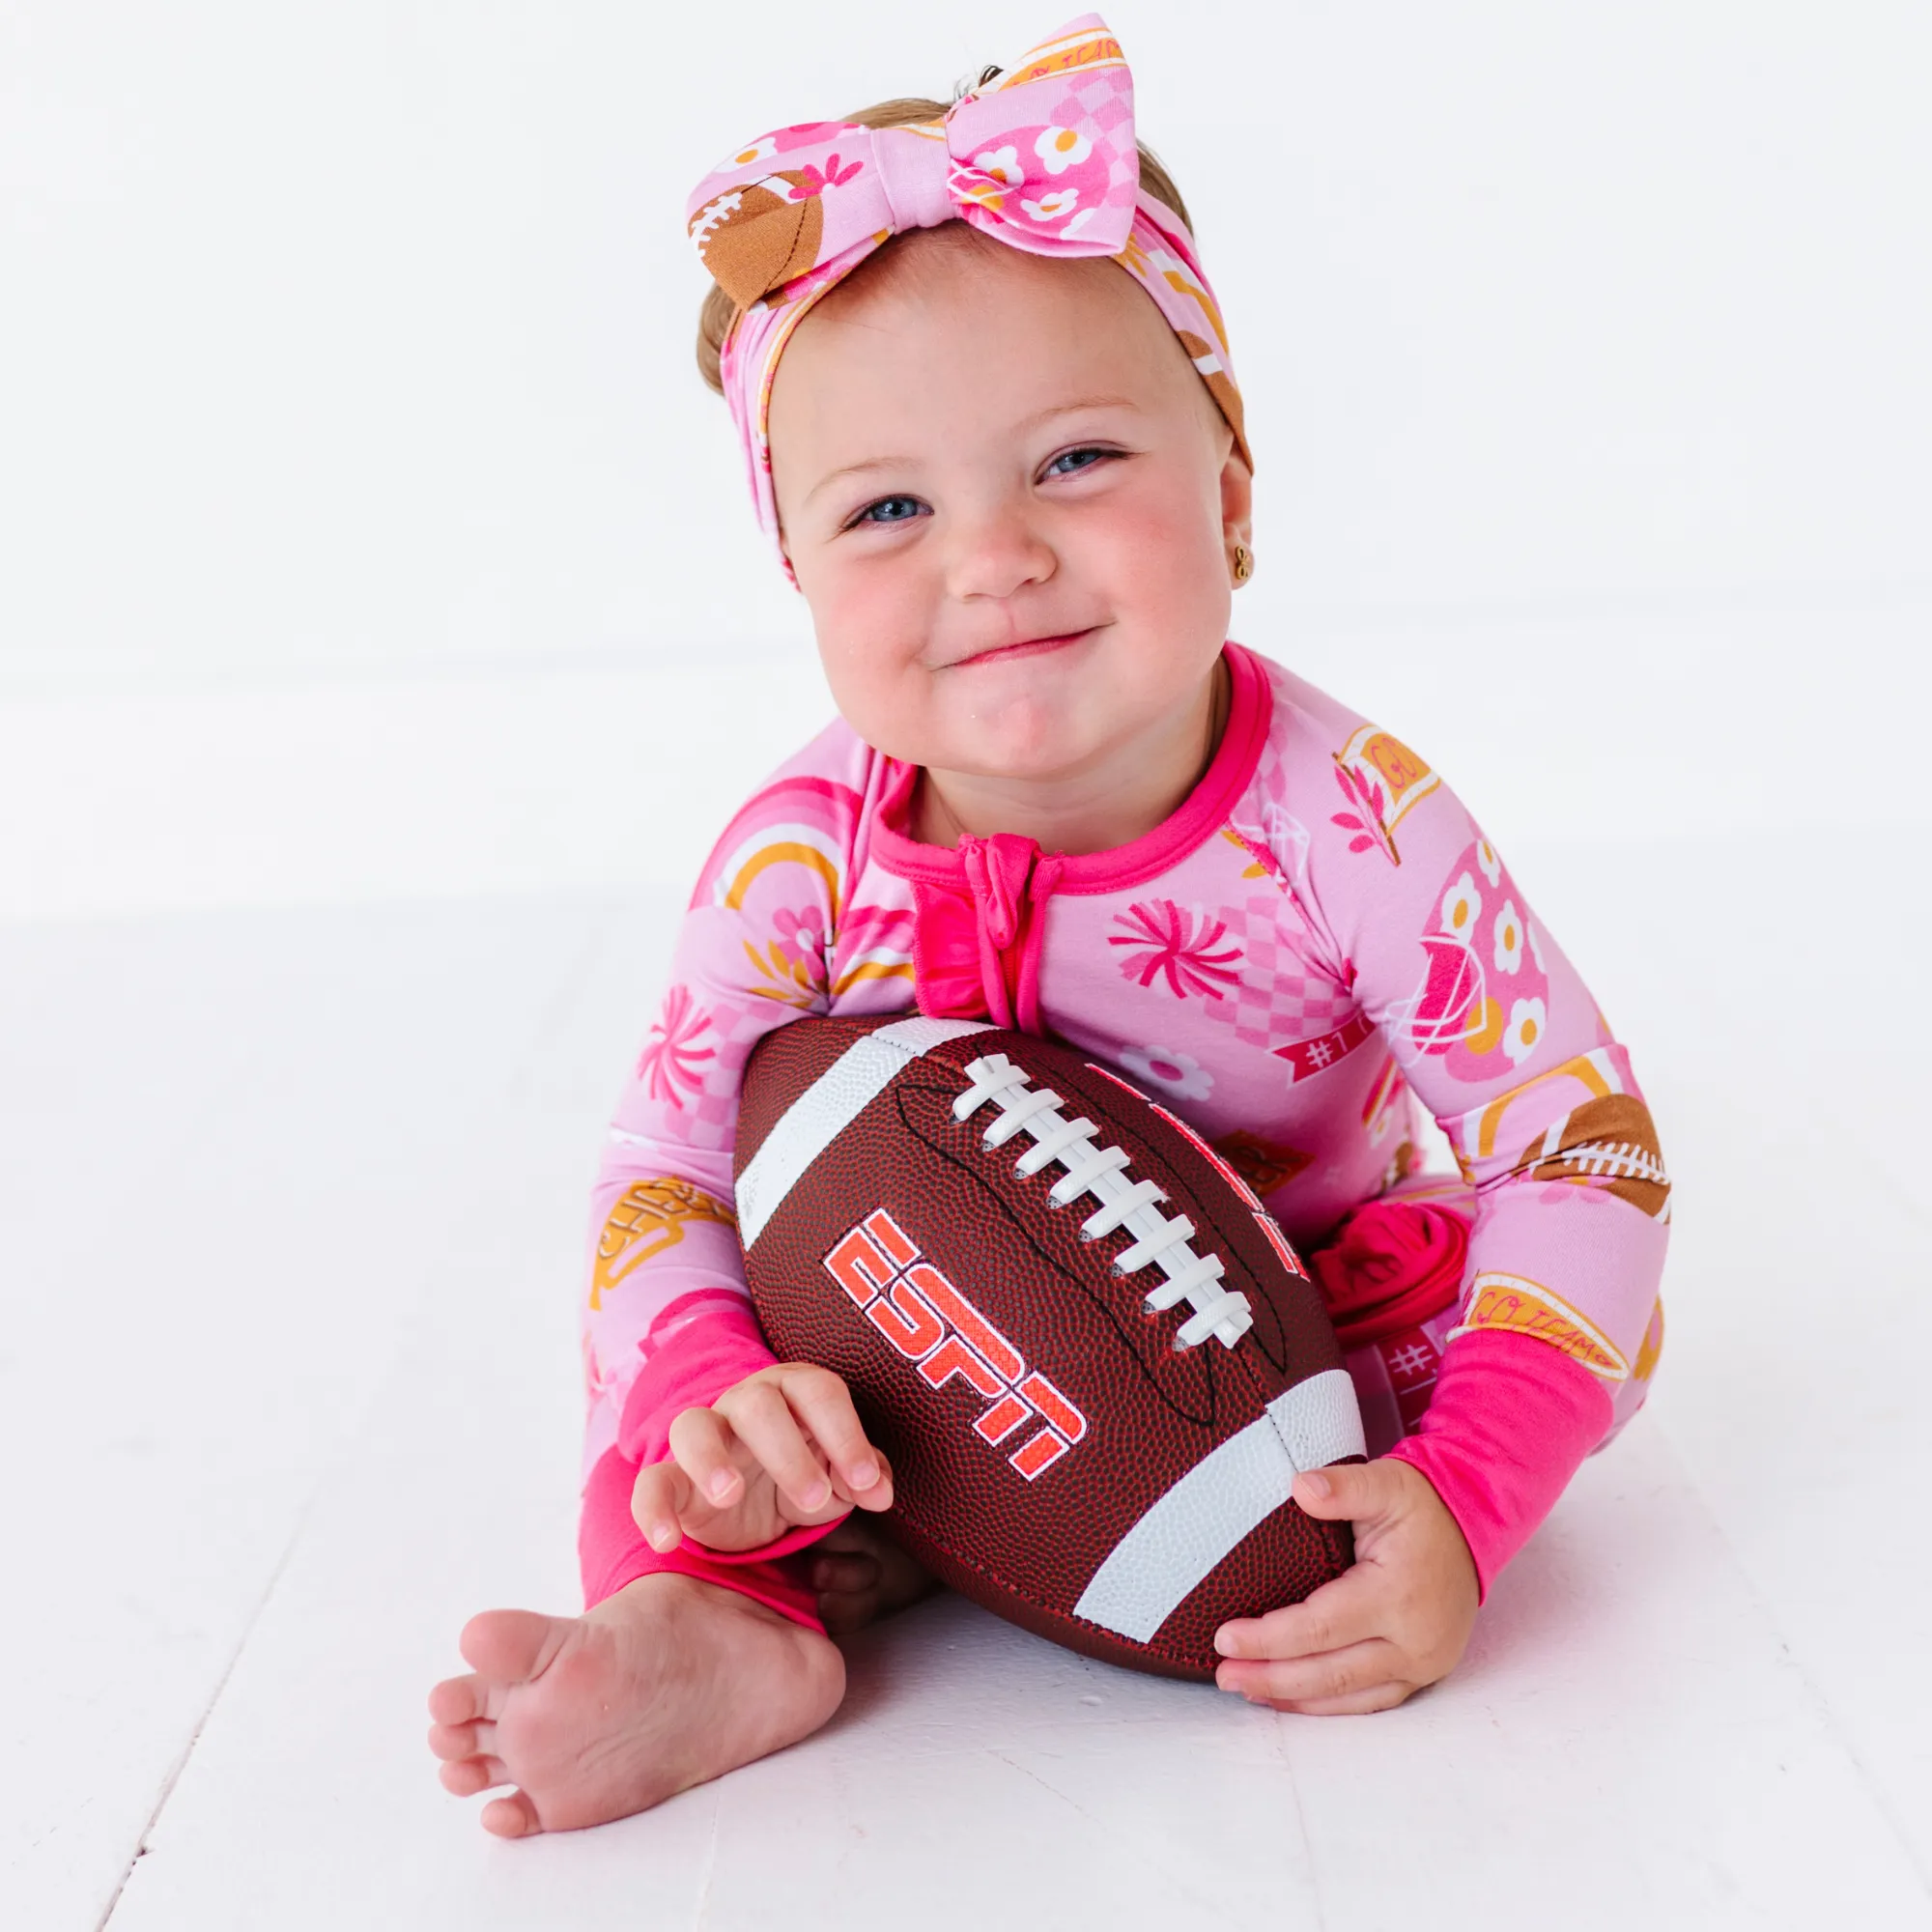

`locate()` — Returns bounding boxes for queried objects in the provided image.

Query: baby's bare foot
[425,1572,844,1835]
[810,1516,942,1634]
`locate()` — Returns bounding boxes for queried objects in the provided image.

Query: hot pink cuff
[611,1296,778,1465]
[577,1294,848,1625]
[578,1444,831,1628]
[1383,1329,1613,1600]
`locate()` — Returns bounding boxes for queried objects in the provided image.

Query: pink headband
[684,14,1250,570]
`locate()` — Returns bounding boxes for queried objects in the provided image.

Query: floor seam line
[93,1479,329,1931]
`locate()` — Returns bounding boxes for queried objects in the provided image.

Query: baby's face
[768,231,1251,786]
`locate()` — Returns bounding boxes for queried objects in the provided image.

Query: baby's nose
[945,507,1057,602]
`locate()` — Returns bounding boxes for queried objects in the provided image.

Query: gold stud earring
[1232,543,1254,585]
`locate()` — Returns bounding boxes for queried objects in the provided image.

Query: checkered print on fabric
[1199,895,1357,1049]
[683,999,786,1141]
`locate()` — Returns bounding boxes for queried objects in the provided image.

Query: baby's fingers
[777,1365,894,1510]
[664,1406,750,1512]
[1213,1566,1385,1663]
[629,1460,696,1552]
[1216,1636,1406,1711]
[717,1378,846,1521]
[1275,1681,1418,1717]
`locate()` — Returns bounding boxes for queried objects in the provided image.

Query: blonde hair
[695,89,1195,395]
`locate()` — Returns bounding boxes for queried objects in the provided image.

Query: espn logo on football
[823,1208,1089,1480]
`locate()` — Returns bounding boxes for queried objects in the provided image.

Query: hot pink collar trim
[870,642,1271,894]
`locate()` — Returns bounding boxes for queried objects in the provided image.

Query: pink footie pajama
[577,644,1672,1632]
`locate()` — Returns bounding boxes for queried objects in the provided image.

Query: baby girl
[426,16,1671,1837]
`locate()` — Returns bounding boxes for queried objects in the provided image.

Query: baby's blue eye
[1046,446,1114,477]
[854,495,926,526]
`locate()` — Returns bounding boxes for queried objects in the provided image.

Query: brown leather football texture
[734,1012,1366,1680]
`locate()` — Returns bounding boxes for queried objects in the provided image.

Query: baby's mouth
[948,626,1098,669]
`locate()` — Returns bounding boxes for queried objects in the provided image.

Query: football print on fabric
[1396,838,1552,1084]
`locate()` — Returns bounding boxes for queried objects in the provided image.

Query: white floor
[6,830,1930,1932]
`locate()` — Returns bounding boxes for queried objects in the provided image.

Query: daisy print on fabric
[742,903,834,1009]
[1390,838,1551,1084]
[716,134,779,172]
[1502,997,1548,1065]
[1021,187,1080,223]
[996,124,1113,241]
[1438,870,1482,946]
[958,144,1024,212]
[709,120,849,177]
[1109,900,1244,1001]
[1118,1044,1214,1102]
[1034,125,1094,173]
[1492,899,1525,975]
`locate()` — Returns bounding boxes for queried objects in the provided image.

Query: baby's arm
[578,734,907,1619]
[1218,718,1669,1707]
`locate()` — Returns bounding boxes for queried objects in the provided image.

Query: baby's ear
[1219,441,1254,550]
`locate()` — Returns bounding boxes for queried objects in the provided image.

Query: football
[734,1012,1366,1680]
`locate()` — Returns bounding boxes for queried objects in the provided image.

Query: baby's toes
[480,1789,543,1838]
[427,1670,494,1727]
[811,1551,879,1598]
[815,1588,880,1636]
[426,1717,495,1764]
[439,1754,512,1798]
[459,1608,568,1687]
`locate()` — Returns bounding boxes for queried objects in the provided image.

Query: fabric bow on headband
[685,14,1249,562]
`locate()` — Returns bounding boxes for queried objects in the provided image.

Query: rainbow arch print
[710,826,845,915]
[694,774,863,918]
[1463,1045,1632,1164]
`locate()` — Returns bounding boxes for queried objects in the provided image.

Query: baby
[427,16,1671,1837]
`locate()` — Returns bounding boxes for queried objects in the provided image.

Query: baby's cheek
[807,572,939,761]
[1094,471,1223,580]
[1085,499,1231,659]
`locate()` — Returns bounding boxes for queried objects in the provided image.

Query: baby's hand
[1211,1459,1479,1714]
[630,1362,894,1555]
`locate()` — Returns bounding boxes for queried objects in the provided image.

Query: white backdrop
[3,0,1929,917]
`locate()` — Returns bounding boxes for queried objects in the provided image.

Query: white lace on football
[952,1054,1254,1350]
